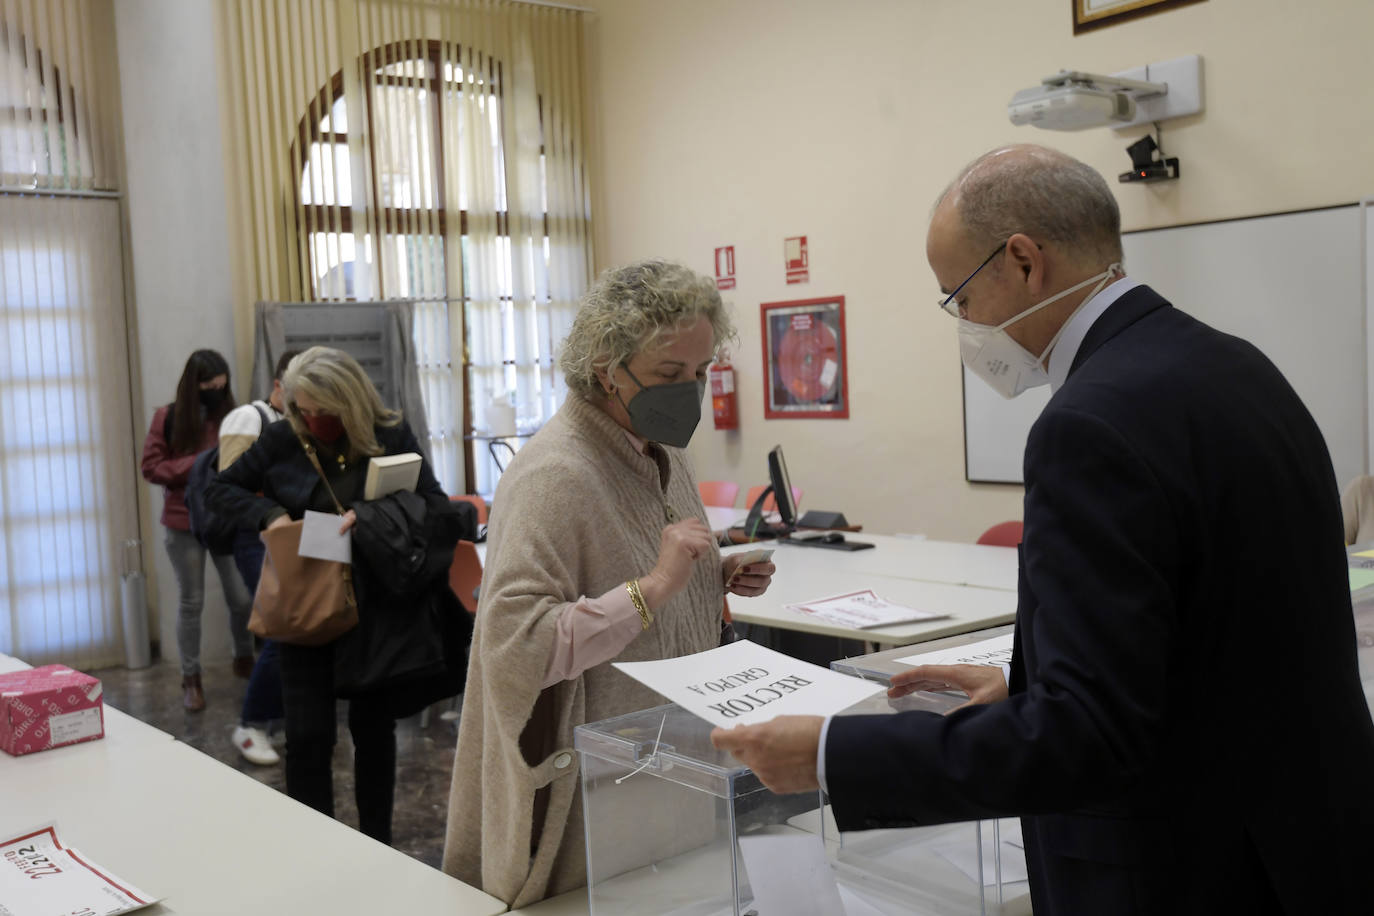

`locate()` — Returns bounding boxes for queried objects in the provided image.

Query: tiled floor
[96,656,459,869]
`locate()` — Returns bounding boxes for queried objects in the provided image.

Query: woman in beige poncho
[442,260,776,907]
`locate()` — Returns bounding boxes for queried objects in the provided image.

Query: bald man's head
[933,145,1123,269]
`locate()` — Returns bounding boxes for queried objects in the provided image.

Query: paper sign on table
[613,639,883,728]
[785,589,947,629]
[298,510,351,563]
[895,633,1015,670]
[0,823,158,915]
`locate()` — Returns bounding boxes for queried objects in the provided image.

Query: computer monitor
[742,444,797,539]
[767,445,797,529]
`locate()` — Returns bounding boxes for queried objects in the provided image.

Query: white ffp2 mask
[958,265,1118,399]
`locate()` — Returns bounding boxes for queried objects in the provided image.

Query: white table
[0,655,507,916]
[722,537,1018,647]
[755,534,1020,591]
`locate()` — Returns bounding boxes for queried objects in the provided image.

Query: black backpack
[185,403,270,555]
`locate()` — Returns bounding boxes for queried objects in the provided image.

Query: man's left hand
[710,715,823,794]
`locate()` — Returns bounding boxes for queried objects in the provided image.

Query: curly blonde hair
[558,259,737,400]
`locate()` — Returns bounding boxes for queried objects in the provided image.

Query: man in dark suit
[712,145,1374,914]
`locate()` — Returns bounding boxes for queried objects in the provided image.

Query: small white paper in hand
[613,640,882,728]
[298,510,351,563]
[737,834,844,916]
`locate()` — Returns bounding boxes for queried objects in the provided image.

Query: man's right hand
[888,663,1009,714]
[639,518,716,608]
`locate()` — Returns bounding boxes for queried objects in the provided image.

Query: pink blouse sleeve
[541,585,644,689]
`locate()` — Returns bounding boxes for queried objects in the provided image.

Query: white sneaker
[232,725,281,766]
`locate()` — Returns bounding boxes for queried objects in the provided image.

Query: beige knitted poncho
[442,392,724,907]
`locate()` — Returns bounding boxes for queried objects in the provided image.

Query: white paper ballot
[0,823,159,915]
[895,633,1014,669]
[932,821,1028,887]
[613,639,883,728]
[785,589,947,629]
[738,834,845,916]
[298,509,352,563]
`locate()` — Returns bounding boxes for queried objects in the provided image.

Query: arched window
[295,38,571,496]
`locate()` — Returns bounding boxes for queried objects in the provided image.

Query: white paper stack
[785,589,947,629]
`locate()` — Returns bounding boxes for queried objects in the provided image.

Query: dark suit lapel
[1068,285,1171,379]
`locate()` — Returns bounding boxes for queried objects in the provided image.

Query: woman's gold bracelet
[626,579,653,630]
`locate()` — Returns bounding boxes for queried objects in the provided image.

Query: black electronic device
[1118,133,1179,184]
[742,445,796,539]
[797,509,849,530]
[786,530,875,551]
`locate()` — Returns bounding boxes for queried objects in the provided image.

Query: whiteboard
[963,204,1368,489]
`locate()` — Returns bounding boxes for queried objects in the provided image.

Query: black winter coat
[206,419,473,712]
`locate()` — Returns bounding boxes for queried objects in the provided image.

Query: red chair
[448,541,484,615]
[744,484,803,514]
[976,520,1023,547]
[698,481,740,508]
[451,494,489,526]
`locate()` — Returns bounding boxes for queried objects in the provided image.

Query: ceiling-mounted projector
[1008,57,1203,132]
[1008,82,1138,130]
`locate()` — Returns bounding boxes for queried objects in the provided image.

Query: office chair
[423,540,484,729]
[698,480,740,508]
[451,493,489,526]
[976,520,1023,547]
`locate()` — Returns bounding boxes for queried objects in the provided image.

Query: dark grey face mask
[619,366,706,448]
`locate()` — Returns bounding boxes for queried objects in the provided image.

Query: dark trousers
[279,640,397,844]
[231,529,284,724]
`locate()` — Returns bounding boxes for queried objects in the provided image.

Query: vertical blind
[0,0,137,667]
[220,0,593,496]
[0,0,121,192]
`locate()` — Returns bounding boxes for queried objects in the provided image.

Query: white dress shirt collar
[1046,275,1141,393]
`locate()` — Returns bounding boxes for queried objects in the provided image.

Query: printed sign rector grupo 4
[0,665,105,757]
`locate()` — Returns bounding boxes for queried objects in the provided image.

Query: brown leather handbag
[248,436,359,646]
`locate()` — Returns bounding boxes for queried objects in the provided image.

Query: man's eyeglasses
[938,241,1009,318]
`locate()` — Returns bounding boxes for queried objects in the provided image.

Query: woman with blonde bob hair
[443,259,778,906]
[281,346,401,457]
[209,345,469,845]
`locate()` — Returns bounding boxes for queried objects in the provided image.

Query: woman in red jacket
[140,349,255,711]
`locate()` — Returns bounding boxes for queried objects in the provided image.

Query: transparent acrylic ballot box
[576,698,1024,915]
[827,627,1032,916]
[576,702,823,916]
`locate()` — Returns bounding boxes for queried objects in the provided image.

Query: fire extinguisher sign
[714,246,736,290]
[784,236,808,284]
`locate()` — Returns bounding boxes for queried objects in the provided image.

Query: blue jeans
[164,527,254,677]
[231,528,283,724]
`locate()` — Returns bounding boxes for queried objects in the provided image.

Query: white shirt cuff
[1000,662,1011,687]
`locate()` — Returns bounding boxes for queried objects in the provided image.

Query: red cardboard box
[0,665,105,756]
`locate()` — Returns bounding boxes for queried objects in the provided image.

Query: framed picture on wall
[760,295,849,419]
[1072,0,1206,34]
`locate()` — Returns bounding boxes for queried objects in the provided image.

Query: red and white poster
[784,236,808,285]
[714,246,736,290]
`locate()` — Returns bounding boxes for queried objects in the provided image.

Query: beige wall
[116,0,241,664]
[583,0,1374,540]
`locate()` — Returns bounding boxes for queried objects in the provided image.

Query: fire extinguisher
[709,359,738,430]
